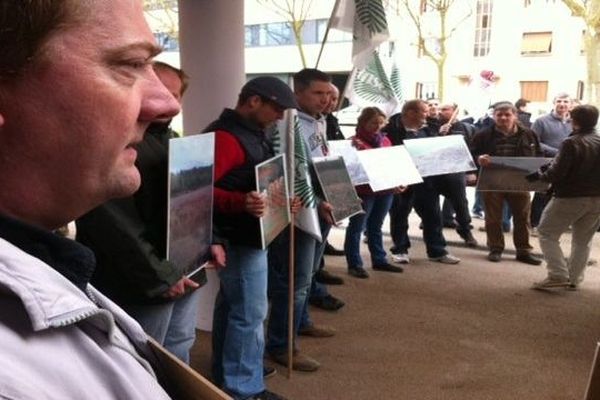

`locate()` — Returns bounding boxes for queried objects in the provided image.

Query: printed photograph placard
[328,140,370,185]
[477,156,553,192]
[255,154,291,249]
[167,133,214,279]
[403,135,477,177]
[357,146,423,192]
[312,156,363,223]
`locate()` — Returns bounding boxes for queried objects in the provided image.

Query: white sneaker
[391,253,410,264]
[429,254,460,264]
[532,277,570,290]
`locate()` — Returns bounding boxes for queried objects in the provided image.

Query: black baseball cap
[241,76,298,109]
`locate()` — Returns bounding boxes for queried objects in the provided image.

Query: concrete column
[178,0,245,134]
[178,1,245,331]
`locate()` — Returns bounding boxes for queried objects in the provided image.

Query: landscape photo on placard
[403,135,477,177]
[313,156,363,223]
[328,139,370,185]
[167,133,214,278]
[477,156,553,192]
[256,154,290,249]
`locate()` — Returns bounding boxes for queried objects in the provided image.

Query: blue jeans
[345,193,394,267]
[125,288,201,364]
[266,227,315,355]
[211,245,268,399]
[300,217,331,329]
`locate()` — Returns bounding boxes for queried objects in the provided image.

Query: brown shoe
[298,324,336,338]
[269,351,320,372]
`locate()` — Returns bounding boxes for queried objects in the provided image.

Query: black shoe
[372,262,404,273]
[348,266,369,279]
[249,390,288,400]
[516,253,542,266]
[324,242,345,256]
[488,251,502,262]
[461,232,478,248]
[309,294,345,311]
[315,269,344,285]
[263,366,277,379]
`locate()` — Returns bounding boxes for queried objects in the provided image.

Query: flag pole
[285,110,295,379]
[315,0,342,68]
[337,65,358,112]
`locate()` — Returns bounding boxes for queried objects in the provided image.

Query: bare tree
[397,0,471,100]
[256,0,315,68]
[562,0,600,106]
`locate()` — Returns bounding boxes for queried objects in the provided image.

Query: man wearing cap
[205,76,296,400]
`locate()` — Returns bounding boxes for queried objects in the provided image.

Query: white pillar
[178,1,245,331]
[178,0,245,134]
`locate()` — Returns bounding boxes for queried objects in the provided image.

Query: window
[415,82,437,100]
[576,80,584,101]
[524,0,556,6]
[473,0,493,57]
[521,32,552,54]
[520,81,548,102]
[244,19,350,48]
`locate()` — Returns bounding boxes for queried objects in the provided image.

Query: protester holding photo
[470,101,542,265]
[344,107,404,278]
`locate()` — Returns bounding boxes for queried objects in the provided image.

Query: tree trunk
[585,30,600,107]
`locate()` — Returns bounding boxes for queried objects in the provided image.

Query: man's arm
[532,118,559,156]
[538,140,574,184]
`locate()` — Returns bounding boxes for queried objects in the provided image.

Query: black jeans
[432,173,472,238]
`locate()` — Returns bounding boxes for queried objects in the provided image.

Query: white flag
[331,0,389,69]
[345,50,403,116]
[270,110,322,242]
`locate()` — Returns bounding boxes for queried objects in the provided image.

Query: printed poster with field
[167,133,214,282]
[255,154,291,249]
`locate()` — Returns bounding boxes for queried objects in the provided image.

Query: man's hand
[244,191,267,217]
[318,201,335,226]
[393,185,407,194]
[465,173,477,186]
[439,123,451,136]
[290,196,302,214]
[162,277,199,299]
[525,171,541,182]
[208,244,226,269]
[478,154,491,167]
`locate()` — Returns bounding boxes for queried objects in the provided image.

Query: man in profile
[76,61,224,364]
[0,1,183,398]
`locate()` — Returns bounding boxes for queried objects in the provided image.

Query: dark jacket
[205,109,274,248]
[382,113,435,145]
[77,124,190,305]
[540,130,600,197]
[469,124,542,166]
[326,113,345,141]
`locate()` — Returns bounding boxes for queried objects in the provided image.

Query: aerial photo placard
[477,156,553,192]
[313,155,363,223]
[327,139,370,185]
[255,154,291,249]
[403,135,477,177]
[357,145,422,192]
[167,132,214,281]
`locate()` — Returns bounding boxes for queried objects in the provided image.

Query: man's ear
[0,113,5,128]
